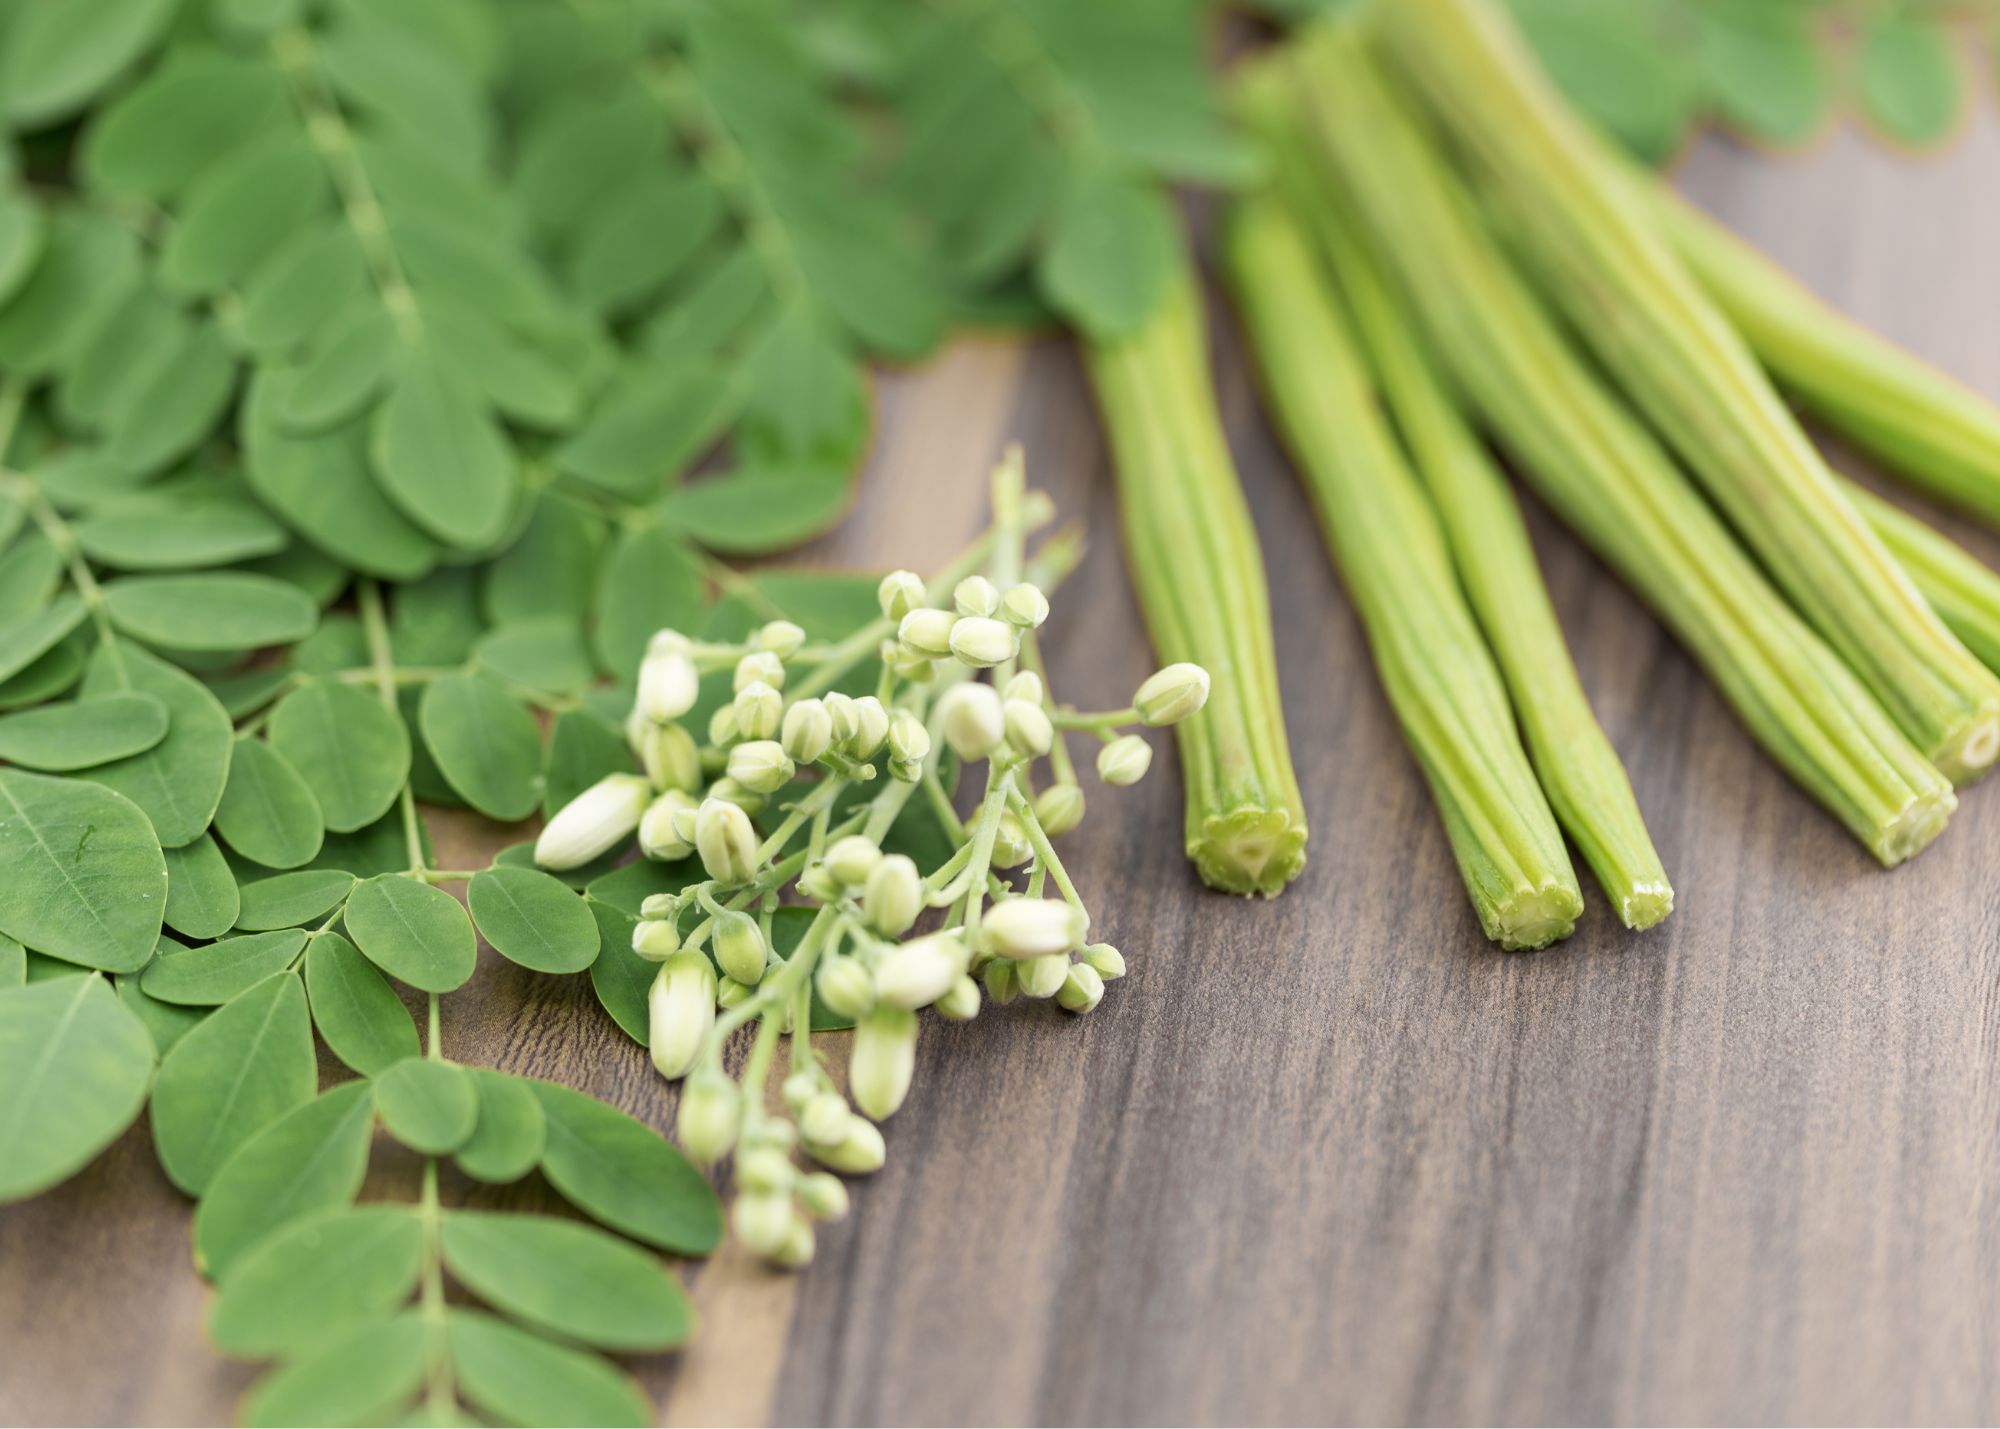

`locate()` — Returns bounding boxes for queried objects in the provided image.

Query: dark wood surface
[8,118,2000,1427]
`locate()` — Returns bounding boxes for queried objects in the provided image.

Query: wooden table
[8,119,2000,1427]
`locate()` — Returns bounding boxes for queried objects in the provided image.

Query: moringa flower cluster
[534,452,1209,1268]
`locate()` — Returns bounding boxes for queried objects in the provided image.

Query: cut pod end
[1617,881,1675,933]
[1932,709,2000,787]
[1872,786,1957,869]
[1489,881,1583,952]
[1188,806,1308,898]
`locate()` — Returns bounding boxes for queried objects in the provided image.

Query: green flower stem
[1285,28,1955,866]
[1242,79,1671,930]
[1050,707,1137,730]
[358,580,430,875]
[1376,0,2000,784]
[754,778,850,865]
[1845,484,2000,675]
[1004,785,1084,917]
[955,763,1013,937]
[1081,246,1308,896]
[1018,632,1079,789]
[1223,189,1584,949]
[1647,179,2000,532]
[708,904,837,1052]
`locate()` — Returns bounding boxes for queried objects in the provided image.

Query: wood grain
[8,118,2000,1426]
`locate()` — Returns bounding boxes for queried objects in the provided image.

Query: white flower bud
[1081,942,1126,980]
[733,681,781,740]
[1017,952,1070,999]
[1002,670,1044,705]
[953,575,998,617]
[796,1171,850,1221]
[888,757,921,783]
[799,1092,852,1148]
[678,1068,740,1163]
[716,976,755,1009]
[695,797,760,884]
[706,777,766,815]
[949,615,1016,669]
[983,897,1084,959]
[669,799,700,846]
[1034,783,1085,837]
[823,692,857,745]
[1000,582,1049,629]
[726,739,795,794]
[890,651,936,682]
[782,1073,818,1111]
[983,960,1019,1005]
[736,1147,795,1194]
[797,864,843,902]
[991,812,1032,869]
[734,650,786,693]
[886,709,930,765]
[850,1007,918,1121]
[807,1117,885,1175]
[1004,698,1054,757]
[631,918,681,961]
[824,835,882,887]
[862,854,922,935]
[1134,662,1210,726]
[648,951,716,1080]
[771,1217,816,1269]
[781,697,833,764]
[637,644,699,723]
[733,1191,794,1257]
[1097,733,1153,787]
[873,930,968,1011]
[877,569,925,620]
[637,720,701,793]
[707,703,738,746]
[744,1117,796,1152]
[638,788,698,861]
[845,696,889,759]
[815,955,876,1019]
[535,773,651,870]
[713,911,767,986]
[897,608,955,659]
[756,620,806,659]
[1057,962,1105,1013]
[640,892,680,920]
[937,682,1004,761]
[936,974,981,1022]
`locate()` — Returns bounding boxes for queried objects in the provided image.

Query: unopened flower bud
[797,1171,850,1221]
[936,974,981,1022]
[705,777,766,815]
[535,773,651,870]
[707,703,738,746]
[949,615,1016,669]
[727,739,795,794]
[640,892,680,919]
[631,918,681,961]
[1002,670,1044,705]
[873,930,968,1010]
[782,1073,818,1111]
[756,620,806,659]
[938,683,1004,761]
[862,854,922,935]
[953,575,998,617]
[638,788,698,861]
[648,951,716,1079]
[888,756,921,783]
[733,1192,793,1257]
[1057,962,1105,1013]
[799,1092,852,1148]
[797,864,842,902]
[897,608,955,659]
[982,897,1085,959]
[824,835,882,887]
[1034,782,1085,837]
[850,1007,918,1120]
[695,797,759,884]
[737,1147,795,1194]
[1081,942,1126,980]
[637,641,699,723]
[807,1117,886,1175]
[733,681,781,740]
[1001,582,1049,629]
[781,697,833,764]
[877,569,925,620]
[678,1069,740,1163]
[983,960,1019,1005]
[669,799,700,845]
[716,976,755,1009]
[734,650,785,693]
[712,910,767,985]
[823,692,857,745]
[745,1117,796,1152]
[845,696,889,759]
[1017,952,1069,999]
[886,710,930,765]
[815,955,876,1020]
[1004,698,1054,757]
[890,651,936,682]
[637,720,701,792]
[771,1217,815,1269]
[1134,662,1210,726]
[1097,734,1152,787]
[991,812,1031,869]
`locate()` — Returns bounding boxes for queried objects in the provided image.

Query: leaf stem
[358,581,429,876]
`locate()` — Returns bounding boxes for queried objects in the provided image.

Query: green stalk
[1081,241,1308,896]
[1646,181,2000,532]
[1240,76,1671,930]
[1224,192,1581,948]
[1845,483,2000,676]
[1283,29,1955,867]
[1374,0,2000,786]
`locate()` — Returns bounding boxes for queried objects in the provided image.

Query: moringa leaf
[0,0,179,129]
[102,573,318,653]
[446,1308,651,1429]
[1857,10,1961,148]
[266,680,412,834]
[418,673,542,822]
[0,767,165,973]
[162,833,242,940]
[0,691,167,770]
[343,872,477,992]
[240,1311,428,1429]
[234,868,356,931]
[0,972,155,1203]
[584,899,650,1046]
[209,1204,425,1359]
[527,1078,724,1256]
[470,618,595,699]
[370,351,517,552]
[116,969,209,1057]
[304,930,418,1076]
[373,1055,478,1155]
[439,1210,693,1352]
[78,639,235,848]
[140,929,306,1007]
[1037,169,1179,340]
[541,708,630,820]
[213,736,326,870]
[454,1068,545,1184]
[74,494,290,572]
[467,866,599,975]
[591,525,707,680]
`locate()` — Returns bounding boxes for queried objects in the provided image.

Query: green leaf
[1504,0,1701,163]
[373,1055,478,1155]
[0,973,154,1202]
[0,691,166,770]
[74,494,290,572]
[591,526,706,680]
[282,306,402,434]
[447,1308,651,1429]
[466,866,598,975]
[140,929,306,1007]
[241,1312,427,1429]
[665,467,856,556]
[0,593,90,684]
[1037,170,1178,339]
[441,1210,693,1351]
[304,929,419,1076]
[552,360,742,501]
[307,810,430,880]
[78,639,235,847]
[583,859,695,918]
[162,139,329,297]
[192,1080,376,1280]
[0,212,140,378]
[239,227,370,355]
[471,619,595,699]
[235,868,357,931]
[584,900,650,1045]
[738,309,869,466]
[567,172,723,317]
[0,190,43,307]
[0,628,89,710]
[390,566,486,666]
[454,1068,545,1184]
[102,573,317,653]
[1857,12,1961,147]
[528,1079,723,1256]
[209,1204,425,1358]
[483,493,604,627]
[0,0,179,128]
[541,708,629,820]
[0,933,22,988]
[0,768,165,973]
[1696,2,1831,146]
[151,968,315,1194]
[0,529,62,620]
[418,673,542,822]
[343,872,477,992]
[370,351,517,551]
[116,970,209,1057]
[81,48,293,199]
[102,320,239,478]
[267,679,413,834]
[214,736,326,870]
